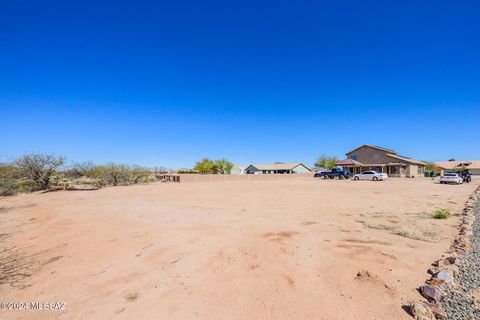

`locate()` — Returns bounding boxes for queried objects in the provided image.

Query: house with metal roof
[337,144,426,177]
[242,162,312,174]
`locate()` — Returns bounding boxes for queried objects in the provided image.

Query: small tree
[14,154,65,190]
[69,161,94,178]
[315,154,339,170]
[424,161,438,172]
[194,158,215,174]
[213,159,234,174]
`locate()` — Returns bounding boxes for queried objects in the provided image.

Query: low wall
[177,173,314,183]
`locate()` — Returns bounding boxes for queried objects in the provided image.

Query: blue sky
[1,0,479,168]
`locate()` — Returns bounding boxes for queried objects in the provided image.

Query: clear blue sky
[1,1,479,168]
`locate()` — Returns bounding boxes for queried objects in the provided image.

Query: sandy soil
[1,178,478,319]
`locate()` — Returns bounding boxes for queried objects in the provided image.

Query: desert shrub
[136,174,157,184]
[177,169,197,174]
[63,161,94,178]
[432,208,452,219]
[0,164,21,179]
[14,154,65,190]
[0,179,19,196]
[86,164,154,186]
[50,175,75,190]
[16,178,44,192]
[389,224,436,242]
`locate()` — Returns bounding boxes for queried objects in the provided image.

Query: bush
[0,179,19,196]
[16,178,44,193]
[432,208,452,219]
[14,154,65,189]
[50,175,75,190]
[390,224,437,242]
[0,164,20,179]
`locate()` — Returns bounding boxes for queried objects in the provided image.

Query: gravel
[443,201,480,320]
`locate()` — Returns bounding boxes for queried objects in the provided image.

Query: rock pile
[410,186,480,320]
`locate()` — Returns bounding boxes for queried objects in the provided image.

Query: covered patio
[336,159,407,177]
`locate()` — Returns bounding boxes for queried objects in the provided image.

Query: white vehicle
[440,173,463,184]
[353,171,388,181]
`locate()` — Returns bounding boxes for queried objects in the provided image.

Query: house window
[351,155,358,160]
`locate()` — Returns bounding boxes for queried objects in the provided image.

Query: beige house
[434,160,480,177]
[337,145,426,178]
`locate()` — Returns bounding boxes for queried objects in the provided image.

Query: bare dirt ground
[1,178,478,320]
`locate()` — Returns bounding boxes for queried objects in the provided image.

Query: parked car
[440,173,463,184]
[353,171,388,181]
[314,168,350,179]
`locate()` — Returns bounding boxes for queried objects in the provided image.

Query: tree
[14,154,65,189]
[424,161,438,172]
[194,158,215,174]
[315,154,339,170]
[213,159,234,174]
[72,161,94,177]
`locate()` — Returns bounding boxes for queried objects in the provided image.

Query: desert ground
[1,178,478,319]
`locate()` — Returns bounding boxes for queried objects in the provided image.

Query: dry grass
[389,224,437,242]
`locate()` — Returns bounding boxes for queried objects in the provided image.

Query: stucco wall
[347,146,393,164]
[178,173,314,183]
[406,164,419,178]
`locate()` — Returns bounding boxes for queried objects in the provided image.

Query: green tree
[194,158,215,174]
[424,161,438,172]
[315,154,339,170]
[213,159,234,174]
[14,154,65,190]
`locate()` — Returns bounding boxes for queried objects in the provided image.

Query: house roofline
[345,144,397,156]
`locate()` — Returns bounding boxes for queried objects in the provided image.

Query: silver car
[353,171,388,181]
[440,173,463,184]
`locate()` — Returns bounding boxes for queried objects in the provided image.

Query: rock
[433,259,450,268]
[355,270,373,280]
[446,256,457,264]
[425,302,447,320]
[428,271,455,286]
[419,285,445,303]
[443,264,459,276]
[428,268,440,276]
[410,301,436,320]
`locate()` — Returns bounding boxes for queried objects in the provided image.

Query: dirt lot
[1,178,478,319]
